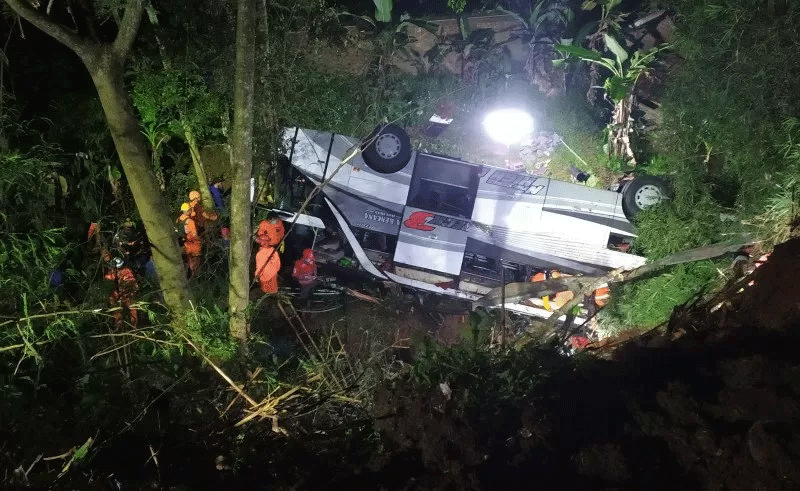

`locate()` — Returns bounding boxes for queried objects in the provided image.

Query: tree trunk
[609,94,637,165]
[4,0,192,327]
[228,0,257,350]
[184,126,216,210]
[90,47,192,327]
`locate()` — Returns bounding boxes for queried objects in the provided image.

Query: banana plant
[555,33,669,164]
[500,1,574,40]
[498,1,574,96]
[374,0,392,23]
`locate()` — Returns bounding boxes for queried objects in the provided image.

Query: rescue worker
[179,202,202,276]
[253,213,285,293]
[256,213,285,248]
[292,248,318,301]
[255,244,281,294]
[104,257,139,328]
[187,190,219,238]
[209,180,225,211]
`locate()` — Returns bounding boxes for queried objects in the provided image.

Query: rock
[516,131,562,171]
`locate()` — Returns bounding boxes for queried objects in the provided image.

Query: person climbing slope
[187,190,219,238]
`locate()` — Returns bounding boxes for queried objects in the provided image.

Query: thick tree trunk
[4,0,192,327]
[228,0,257,349]
[90,47,192,327]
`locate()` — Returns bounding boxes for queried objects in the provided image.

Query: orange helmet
[189,190,200,202]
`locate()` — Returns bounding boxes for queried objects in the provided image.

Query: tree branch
[112,0,146,60]
[3,0,93,61]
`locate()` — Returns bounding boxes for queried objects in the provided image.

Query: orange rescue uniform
[187,191,218,234]
[104,266,139,328]
[292,249,318,286]
[257,219,285,247]
[182,215,202,274]
[255,246,281,293]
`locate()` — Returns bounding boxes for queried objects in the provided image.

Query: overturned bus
[281,124,668,320]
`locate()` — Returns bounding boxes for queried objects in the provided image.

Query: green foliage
[267,57,462,138]
[536,93,617,186]
[0,149,58,231]
[498,1,574,39]
[410,342,571,413]
[632,196,729,260]
[555,36,669,103]
[604,173,737,329]
[447,0,467,14]
[185,306,237,361]
[0,230,72,308]
[654,0,800,222]
[374,0,392,22]
[131,66,224,141]
[577,0,626,46]
[598,260,722,331]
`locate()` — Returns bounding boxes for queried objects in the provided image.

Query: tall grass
[600,1,800,330]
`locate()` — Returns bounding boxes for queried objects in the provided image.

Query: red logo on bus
[404,211,435,231]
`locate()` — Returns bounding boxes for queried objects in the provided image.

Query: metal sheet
[394,207,469,276]
[324,186,403,236]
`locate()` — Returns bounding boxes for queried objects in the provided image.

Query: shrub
[598,260,723,332]
[654,0,800,222]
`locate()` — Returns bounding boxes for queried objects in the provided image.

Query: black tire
[361,124,412,174]
[622,175,670,219]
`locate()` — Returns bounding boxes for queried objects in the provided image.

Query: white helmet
[112,257,124,269]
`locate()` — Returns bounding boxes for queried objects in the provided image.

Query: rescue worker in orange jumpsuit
[179,202,202,276]
[254,213,285,293]
[255,245,281,293]
[105,257,139,328]
[187,190,219,238]
[292,248,318,301]
[256,213,285,248]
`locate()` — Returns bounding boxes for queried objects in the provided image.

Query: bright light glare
[482,108,534,146]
